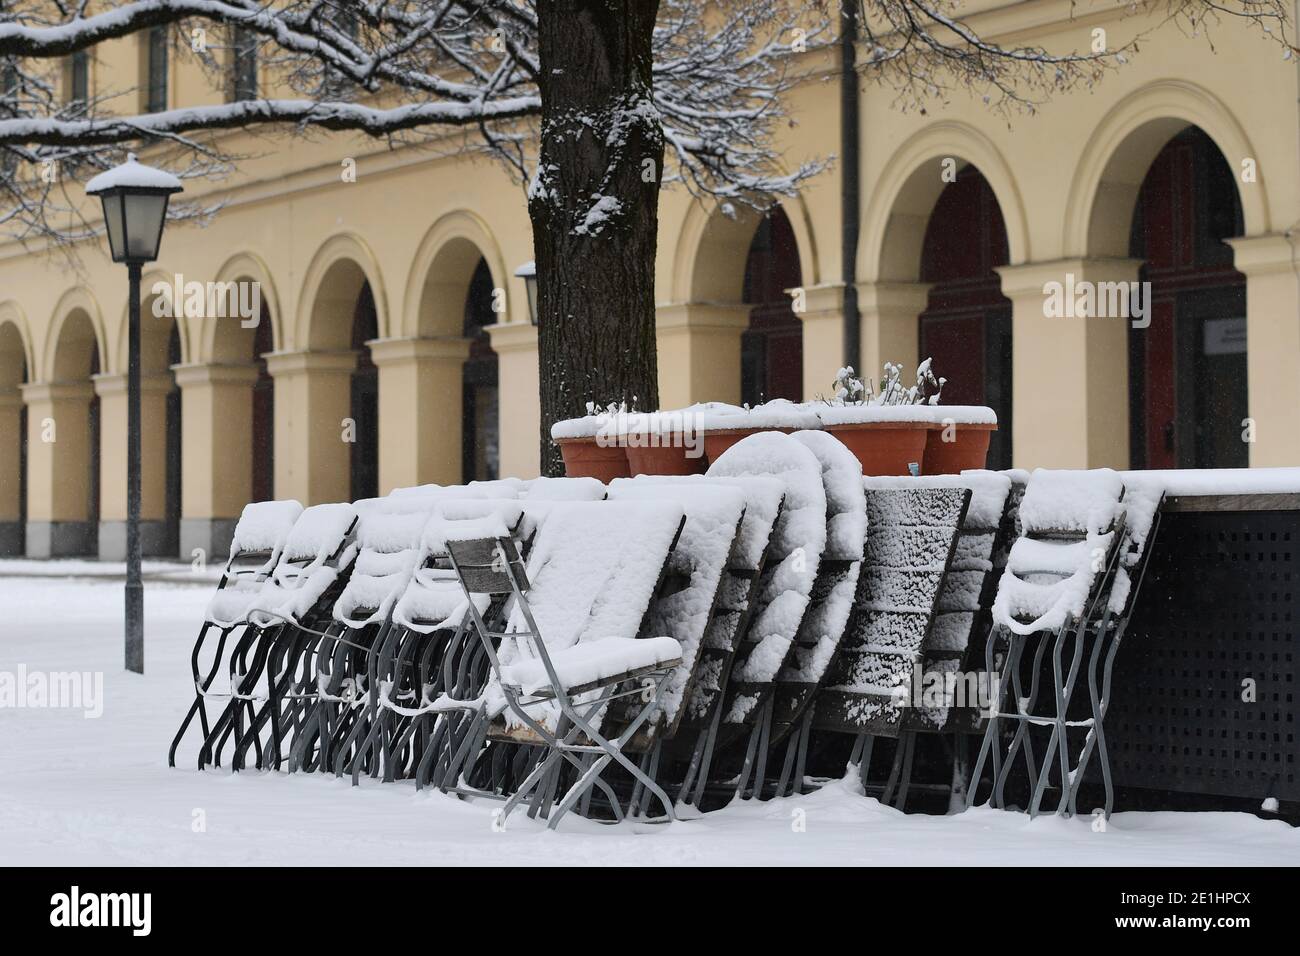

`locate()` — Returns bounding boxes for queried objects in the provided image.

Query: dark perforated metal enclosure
[1104,496,1299,803]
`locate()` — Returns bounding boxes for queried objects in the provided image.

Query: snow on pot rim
[816,403,997,427]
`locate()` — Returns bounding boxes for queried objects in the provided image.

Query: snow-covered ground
[0,563,1296,867]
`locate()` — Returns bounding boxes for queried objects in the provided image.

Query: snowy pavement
[0,565,1296,867]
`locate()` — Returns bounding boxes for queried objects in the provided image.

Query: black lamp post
[86,154,182,675]
[514,260,538,325]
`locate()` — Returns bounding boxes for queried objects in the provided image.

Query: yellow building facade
[1,2,1298,559]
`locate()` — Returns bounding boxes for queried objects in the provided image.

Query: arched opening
[251,307,275,501]
[917,166,1014,469]
[0,322,27,555]
[741,206,803,404]
[349,283,379,500]
[50,309,101,556]
[1127,127,1246,469]
[462,258,500,482]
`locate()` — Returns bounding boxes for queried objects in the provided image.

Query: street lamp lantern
[86,153,182,264]
[514,260,538,325]
[86,154,182,675]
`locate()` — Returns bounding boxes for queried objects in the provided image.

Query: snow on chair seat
[203,499,304,628]
[246,503,359,628]
[391,501,524,633]
[485,499,685,739]
[813,480,970,739]
[332,508,432,627]
[499,636,683,698]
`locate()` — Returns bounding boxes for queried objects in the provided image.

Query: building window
[230,27,258,101]
[66,50,89,105]
[145,27,168,112]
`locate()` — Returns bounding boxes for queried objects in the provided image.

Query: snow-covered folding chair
[169,499,302,767]
[968,468,1133,819]
[819,472,1013,810]
[444,500,686,829]
[810,480,970,806]
[605,477,747,813]
[763,430,866,799]
[198,502,358,771]
[702,432,827,800]
[629,475,785,811]
[371,499,525,788]
[307,502,437,781]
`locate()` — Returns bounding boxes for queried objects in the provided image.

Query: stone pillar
[998,258,1140,470]
[0,391,22,555]
[369,337,471,492]
[797,284,846,402]
[654,303,749,408]
[93,373,174,559]
[485,322,541,480]
[855,281,930,388]
[20,381,96,557]
[1227,234,1300,467]
[265,350,356,505]
[173,363,259,558]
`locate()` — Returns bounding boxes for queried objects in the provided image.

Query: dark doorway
[741,206,803,405]
[1128,127,1246,470]
[251,308,274,502]
[462,258,500,482]
[350,283,379,500]
[164,326,182,555]
[918,165,1014,470]
[88,347,100,552]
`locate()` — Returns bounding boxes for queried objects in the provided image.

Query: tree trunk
[531,0,663,476]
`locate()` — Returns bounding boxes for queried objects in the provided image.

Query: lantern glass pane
[123,193,169,261]
[100,193,127,262]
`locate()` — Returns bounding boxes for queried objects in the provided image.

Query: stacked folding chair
[702,432,828,798]
[810,479,969,807]
[762,430,866,799]
[190,502,359,771]
[169,499,303,767]
[968,468,1162,819]
[639,475,786,810]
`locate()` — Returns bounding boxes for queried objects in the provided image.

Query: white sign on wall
[1203,317,1247,356]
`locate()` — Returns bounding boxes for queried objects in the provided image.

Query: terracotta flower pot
[826,422,929,477]
[556,437,630,482]
[704,427,796,464]
[626,440,708,476]
[922,421,996,475]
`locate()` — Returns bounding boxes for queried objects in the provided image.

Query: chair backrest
[225,499,303,578]
[522,476,607,501]
[607,477,746,732]
[392,502,523,633]
[204,499,304,627]
[247,503,358,627]
[488,501,685,668]
[332,507,434,628]
[815,481,970,737]
[992,468,1127,636]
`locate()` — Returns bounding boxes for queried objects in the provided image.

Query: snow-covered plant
[832,366,866,404]
[866,358,946,406]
